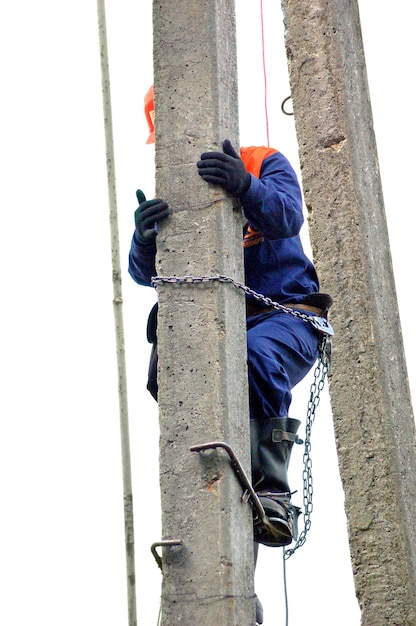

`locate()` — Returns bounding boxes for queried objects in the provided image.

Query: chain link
[152,273,333,558]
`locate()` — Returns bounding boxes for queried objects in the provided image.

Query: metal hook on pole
[96,2,137,624]
[281,95,294,116]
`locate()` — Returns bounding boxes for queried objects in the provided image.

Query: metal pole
[282,0,416,622]
[96,2,137,624]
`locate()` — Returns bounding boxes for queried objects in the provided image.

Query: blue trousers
[247,311,320,420]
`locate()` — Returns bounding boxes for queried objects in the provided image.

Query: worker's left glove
[197,139,251,197]
[134,189,170,243]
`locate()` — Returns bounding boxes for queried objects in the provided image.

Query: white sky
[0,1,414,625]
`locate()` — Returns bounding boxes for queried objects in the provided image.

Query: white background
[0,1,414,624]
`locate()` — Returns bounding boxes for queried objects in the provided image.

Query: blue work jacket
[128,147,327,309]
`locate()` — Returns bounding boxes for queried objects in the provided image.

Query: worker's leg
[246,310,320,419]
[246,311,320,546]
[250,416,303,545]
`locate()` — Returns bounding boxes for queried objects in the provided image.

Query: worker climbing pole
[281,0,416,623]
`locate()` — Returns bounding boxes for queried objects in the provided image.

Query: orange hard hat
[144,85,155,144]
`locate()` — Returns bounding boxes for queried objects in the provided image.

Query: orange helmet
[144,85,155,144]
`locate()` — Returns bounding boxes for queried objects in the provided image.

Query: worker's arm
[128,232,156,286]
[197,141,304,240]
[240,151,304,240]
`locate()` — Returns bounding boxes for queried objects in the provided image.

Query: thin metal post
[96,2,137,624]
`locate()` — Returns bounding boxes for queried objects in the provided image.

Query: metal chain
[153,273,333,558]
[153,273,310,319]
[284,336,331,559]
[152,274,333,335]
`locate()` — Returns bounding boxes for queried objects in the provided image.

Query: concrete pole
[151,1,254,625]
[281,0,416,623]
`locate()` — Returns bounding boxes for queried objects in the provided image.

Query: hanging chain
[153,273,333,559]
[284,335,331,559]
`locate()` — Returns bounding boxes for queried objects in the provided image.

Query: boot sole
[254,496,296,547]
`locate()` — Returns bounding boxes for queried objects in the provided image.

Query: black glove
[134,189,170,243]
[196,139,251,197]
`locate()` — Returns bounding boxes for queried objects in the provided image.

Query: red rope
[260,0,270,146]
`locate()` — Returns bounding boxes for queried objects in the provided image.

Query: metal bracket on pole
[151,540,183,572]
[190,441,278,538]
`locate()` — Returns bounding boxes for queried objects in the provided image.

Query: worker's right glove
[134,189,170,243]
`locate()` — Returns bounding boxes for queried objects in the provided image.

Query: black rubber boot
[251,417,302,547]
